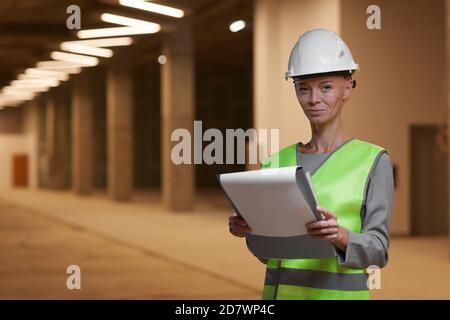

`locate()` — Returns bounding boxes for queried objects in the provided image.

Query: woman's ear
[342,78,353,101]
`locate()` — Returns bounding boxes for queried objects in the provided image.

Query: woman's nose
[308,89,321,105]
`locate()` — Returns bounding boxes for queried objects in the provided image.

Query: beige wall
[254,0,446,235]
[0,108,23,133]
[341,0,446,235]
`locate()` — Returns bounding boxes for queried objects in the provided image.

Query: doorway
[12,154,28,187]
[410,125,448,235]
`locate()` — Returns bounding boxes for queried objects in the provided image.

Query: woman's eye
[299,87,309,93]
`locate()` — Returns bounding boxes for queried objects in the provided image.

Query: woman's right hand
[228,211,252,237]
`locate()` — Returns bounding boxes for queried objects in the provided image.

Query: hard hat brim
[289,70,356,81]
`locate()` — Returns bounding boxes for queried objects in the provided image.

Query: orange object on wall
[12,154,28,187]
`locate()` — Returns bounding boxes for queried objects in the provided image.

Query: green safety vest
[260,138,385,300]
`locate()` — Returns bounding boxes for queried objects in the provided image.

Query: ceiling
[0,0,253,88]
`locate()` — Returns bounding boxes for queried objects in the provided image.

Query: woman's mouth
[308,109,326,115]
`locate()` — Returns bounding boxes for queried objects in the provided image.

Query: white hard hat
[285,28,359,80]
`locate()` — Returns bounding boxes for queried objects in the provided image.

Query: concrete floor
[0,188,449,299]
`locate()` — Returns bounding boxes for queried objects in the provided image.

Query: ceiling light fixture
[25,68,70,81]
[77,25,160,39]
[101,13,158,28]
[3,85,49,93]
[65,37,133,47]
[50,51,99,66]
[36,60,84,68]
[60,42,113,58]
[119,0,184,18]
[229,20,246,33]
[11,78,59,88]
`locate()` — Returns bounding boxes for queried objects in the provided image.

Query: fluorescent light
[64,37,133,47]
[119,0,184,18]
[25,68,69,81]
[12,78,59,87]
[15,74,56,88]
[0,94,31,101]
[0,96,26,106]
[36,60,84,68]
[19,74,59,82]
[3,87,49,93]
[3,85,49,93]
[39,67,81,74]
[77,25,160,39]
[50,51,99,66]
[0,92,35,101]
[229,20,246,33]
[10,81,52,89]
[35,62,81,74]
[60,42,113,58]
[101,13,158,28]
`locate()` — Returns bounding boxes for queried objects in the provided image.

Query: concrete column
[36,95,48,188]
[72,70,94,195]
[23,98,40,188]
[46,85,71,189]
[106,56,133,201]
[254,0,340,148]
[446,0,450,259]
[161,18,195,211]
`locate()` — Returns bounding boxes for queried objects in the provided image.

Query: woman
[228,29,394,300]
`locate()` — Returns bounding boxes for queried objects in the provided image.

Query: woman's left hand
[305,206,349,251]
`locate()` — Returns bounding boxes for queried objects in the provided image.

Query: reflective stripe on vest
[260,138,385,300]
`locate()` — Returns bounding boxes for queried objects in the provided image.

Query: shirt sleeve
[336,151,394,269]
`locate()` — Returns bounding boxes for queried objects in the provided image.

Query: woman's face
[294,75,353,125]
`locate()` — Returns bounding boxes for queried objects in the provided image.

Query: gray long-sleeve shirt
[297,142,394,269]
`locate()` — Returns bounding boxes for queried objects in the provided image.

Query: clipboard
[218,166,336,259]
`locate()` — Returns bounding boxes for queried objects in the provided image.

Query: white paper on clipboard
[218,166,321,237]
